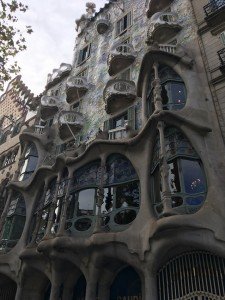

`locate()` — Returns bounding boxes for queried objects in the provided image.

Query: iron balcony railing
[218,48,225,66]
[204,0,225,17]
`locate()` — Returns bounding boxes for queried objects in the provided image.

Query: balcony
[108,43,136,76]
[218,48,225,73]
[96,18,110,34]
[146,0,174,18]
[58,111,84,140]
[46,63,71,89]
[147,12,181,44]
[66,76,89,103]
[203,0,225,26]
[40,95,59,120]
[103,80,136,114]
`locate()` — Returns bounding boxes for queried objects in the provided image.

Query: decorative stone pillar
[142,71,150,124]
[57,171,73,236]
[97,283,110,300]
[14,141,28,181]
[28,183,49,246]
[157,121,175,216]
[144,270,157,300]
[44,172,62,238]
[93,155,106,234]
[85,280,97,300]
[153,62,163,113]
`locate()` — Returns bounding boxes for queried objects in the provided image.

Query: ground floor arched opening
[0,273,17,300]
[110,266,142,300]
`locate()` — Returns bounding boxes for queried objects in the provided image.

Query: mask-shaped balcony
[66,77,89,103]
[59,63,71,77]
[147,0,174,18]
[40,95,59,121]
[96,18,110,34]
[108,43,136,76]
[58,111,84,140]
[103,80,136,114]
[147,12,181,44]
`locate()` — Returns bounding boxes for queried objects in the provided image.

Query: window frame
[77,44,92,66]
[115,10,133,38]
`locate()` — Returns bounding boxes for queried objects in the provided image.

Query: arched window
[147,64,186,116]
[73,275,86,300]
[0,191,26,253]
[19,143,38,181]
[66,155,140,234]
[110,266,142,300]
[151,127,207,216]
[0,274,17,299]
[157,251,225,299]
[102,154,140,229]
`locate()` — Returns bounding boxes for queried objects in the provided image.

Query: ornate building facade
[0,0,225,299]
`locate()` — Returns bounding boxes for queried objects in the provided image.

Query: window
[71,102,80,112]
[220,31,225,46]
[1,192,26,253]
[66,155,140,233]
[77,44,91,65]
[116,11,132,36]
[11,123,21,137]
[147,64,186,116]
[104,106,136,140]
[151,127,207,216]
[19,143,38,181]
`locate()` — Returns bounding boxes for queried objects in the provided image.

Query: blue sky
[16,0,107,96]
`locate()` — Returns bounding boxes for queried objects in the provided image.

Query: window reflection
[19,143,38,181]
[77,189,96,216]
[147,64,187,116]
[151,127,207,216]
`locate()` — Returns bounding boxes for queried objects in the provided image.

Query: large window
[66,155,140,234]
[0,192,26,253]
[147,64,186,116]
[151,127,207,216]
[19,143,38,181]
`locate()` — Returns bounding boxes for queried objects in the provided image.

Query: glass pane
[106,155,138,185]
[181,159,206,194]
[25,156,38,172]
[66,194,76,219]
[115,182,140,209]
[168,160,181,193]
[73,161,100,190]
[186,196,204,206]
[170,82,186,110]
[114,209,136,225]
[74,218,92,231]
[77,189,95,216]
[101,187,114,214]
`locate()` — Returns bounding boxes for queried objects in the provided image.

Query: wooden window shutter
[128,106,136,130]
[220,31,225,46]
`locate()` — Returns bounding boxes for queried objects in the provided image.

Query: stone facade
[0,0,225,299]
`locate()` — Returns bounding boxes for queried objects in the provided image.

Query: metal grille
[157,251,225,300]
[204,0,225,17]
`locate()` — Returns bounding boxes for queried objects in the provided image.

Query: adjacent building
[0,0,225,299]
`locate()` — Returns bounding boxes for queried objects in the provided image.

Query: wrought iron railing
[204,0,225,17]
[34,125,45,134]
[159,44,177,54]
[218,48,225,66]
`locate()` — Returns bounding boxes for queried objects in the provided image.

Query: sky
[14,0,108,96]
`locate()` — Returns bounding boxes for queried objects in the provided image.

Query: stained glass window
[73,161,101,190]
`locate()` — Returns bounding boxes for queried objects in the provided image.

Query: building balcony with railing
[40,95,60,121]
[96,15,110,34]
[203,0,225,26]
[58,111,84,140]
[66,76,89,103]
[46,63,71,89]
[218,48,225,73]
[147,12,181,44]
[108,42,136,76]
[103,79,136,114]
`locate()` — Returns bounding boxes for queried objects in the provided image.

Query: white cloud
[15,0,108,95]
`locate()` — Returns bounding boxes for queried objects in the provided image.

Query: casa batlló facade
[0,0,225,299]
